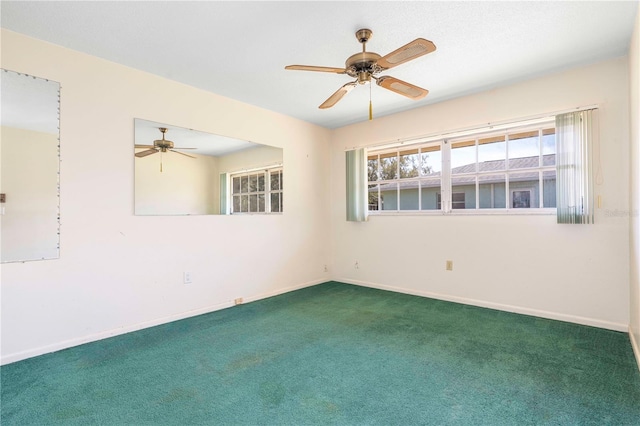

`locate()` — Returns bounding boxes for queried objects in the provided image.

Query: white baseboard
[242,278,324,304]
[338,278,629,332]
[1,278,325,366]
[630,325,640,373]
[3,278,629,366]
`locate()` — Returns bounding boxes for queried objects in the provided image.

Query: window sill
[367,208,556,217]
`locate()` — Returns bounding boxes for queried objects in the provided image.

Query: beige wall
[1,126,59,262]
[0,30,332,364]
[330,57,631,331]
[629,7,640,368]
[217,145,283,175]
[135,152,218,215]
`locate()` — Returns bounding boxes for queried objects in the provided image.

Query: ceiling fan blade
[377,76,428,100]
[170,149,196,159]
[135,148,159,158]
[285,65,347,74]
[377,38,436,69]
[135,144,155,148]
[319,82,358,109]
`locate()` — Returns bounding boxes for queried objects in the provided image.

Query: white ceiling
[1,1,638,129]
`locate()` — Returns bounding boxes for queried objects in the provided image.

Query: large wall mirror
[135,119,283,215]
[1,69,61,263]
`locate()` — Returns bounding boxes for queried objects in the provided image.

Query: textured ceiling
[1,1,638,129]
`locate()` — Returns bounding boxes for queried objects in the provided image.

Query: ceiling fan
[285,29,436,113]
[135,127,197,172]
[135,127,197,158]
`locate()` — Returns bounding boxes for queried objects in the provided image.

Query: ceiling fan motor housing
[345,52,382,83]
[153,139,174,152]
[153,127,173,152]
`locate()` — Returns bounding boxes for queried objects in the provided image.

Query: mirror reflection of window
[270,169,283,214]
[134,119,283,216]
[1,69,61,263]
[229,167,283,215]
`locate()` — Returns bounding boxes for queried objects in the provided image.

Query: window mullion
[418,148,422,210]
[505,133,510,210]
[539,129,544,208]
[539,170,543,208]
[474,138,479,210]
[396,153,400,211]
[266,171,271,213]
[505,170,510,210]
[442,140,451,213]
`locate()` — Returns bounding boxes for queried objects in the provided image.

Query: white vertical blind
[555,109,596,224]
[346,148,367,222]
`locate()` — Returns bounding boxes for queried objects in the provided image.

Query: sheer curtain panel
[555,109,596,224]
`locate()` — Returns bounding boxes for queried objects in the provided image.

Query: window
[437,193,465,209]
[511,190,531,208]
[270,169,283,213]
[366,119,556,214]
[230,167,283,214]
[368,145,442,212]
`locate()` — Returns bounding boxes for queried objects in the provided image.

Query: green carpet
[2,281,639,425]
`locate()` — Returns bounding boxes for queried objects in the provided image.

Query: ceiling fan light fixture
[357,71,371,84]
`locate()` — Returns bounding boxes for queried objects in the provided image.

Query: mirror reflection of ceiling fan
[285,29,436,117]
[135,127,197,171]
[135,127,197,158]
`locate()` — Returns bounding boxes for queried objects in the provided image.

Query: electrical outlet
[234,298,243,305]
[354,261,359,269]
[324,264,328,272]
[446,260,453,271]
[183,271,192,284]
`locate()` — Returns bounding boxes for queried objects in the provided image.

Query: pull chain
[369,81,373,121]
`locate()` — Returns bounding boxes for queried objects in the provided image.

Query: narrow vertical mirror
[135,119,283,215]
[1,69,61,263]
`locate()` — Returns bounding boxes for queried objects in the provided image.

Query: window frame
[366,120,556,216]
[229,166,283,215]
